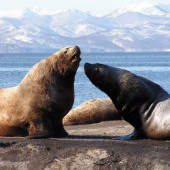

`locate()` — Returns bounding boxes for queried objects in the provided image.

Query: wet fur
[84,63,170,140]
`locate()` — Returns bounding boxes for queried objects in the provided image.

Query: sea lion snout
[84,63,95,71]
[73,46,81,56]
[84,63,92,75]
[70,46,81,63]
[72,46,81,57]
[84,63,102,86]
[84,63,91,69]
[84,63,100,76]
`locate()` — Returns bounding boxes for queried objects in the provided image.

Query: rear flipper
[111,129,147,140]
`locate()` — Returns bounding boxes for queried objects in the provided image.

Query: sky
[0,0,170,15]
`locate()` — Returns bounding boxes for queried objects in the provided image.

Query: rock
[0,121,169,170]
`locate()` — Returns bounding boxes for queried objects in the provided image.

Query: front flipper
[112,129,147,140]
[27,130,51,139]
[27,121,52,139]
[53,122,68,138]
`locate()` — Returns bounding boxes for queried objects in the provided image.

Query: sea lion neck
[50,52,80,80]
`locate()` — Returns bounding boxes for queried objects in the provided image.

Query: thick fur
[63,98,120,126]
[0,46,81,138]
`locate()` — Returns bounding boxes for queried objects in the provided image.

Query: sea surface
[0,52,170,108]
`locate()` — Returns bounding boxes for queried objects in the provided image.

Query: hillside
[0,1,170,53]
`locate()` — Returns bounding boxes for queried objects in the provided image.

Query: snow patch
[0,9,23,18]
[15,35,32,43]
[112,39,123,48]
[122,37,134,41]
[31,7,49,15]
[0,20,4,24]
[76,24,88,34]
[108,1,167,17]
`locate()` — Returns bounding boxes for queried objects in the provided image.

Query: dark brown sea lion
[63,98,120,126]
[84,63,170,140]
[0,46,81,138]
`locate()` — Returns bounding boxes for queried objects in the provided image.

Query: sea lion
[0,46,81,138]
[84,63,170,140]
[63,98,120,126]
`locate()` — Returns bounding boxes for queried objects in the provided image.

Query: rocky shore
[0,120,169,170]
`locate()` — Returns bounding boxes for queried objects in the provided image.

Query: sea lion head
[84,63,115,96]
[52,46,81,77]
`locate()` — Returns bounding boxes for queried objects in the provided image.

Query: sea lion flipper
[27,130,51,139]
[53,123,68,138]
[111,129,147,140]
[27,121,52,139]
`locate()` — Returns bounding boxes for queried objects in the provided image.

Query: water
[0,52,170,108]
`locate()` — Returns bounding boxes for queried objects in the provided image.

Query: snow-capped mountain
[0,1,170,53]
[107,1,169,17]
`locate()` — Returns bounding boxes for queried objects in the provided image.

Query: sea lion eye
[64,51,67,54]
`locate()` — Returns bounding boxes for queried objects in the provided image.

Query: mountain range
[0,1,170,53]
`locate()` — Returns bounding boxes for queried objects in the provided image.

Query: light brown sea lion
[63,98,120,126]
[0,46,81,138]
[84,63,170,140]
